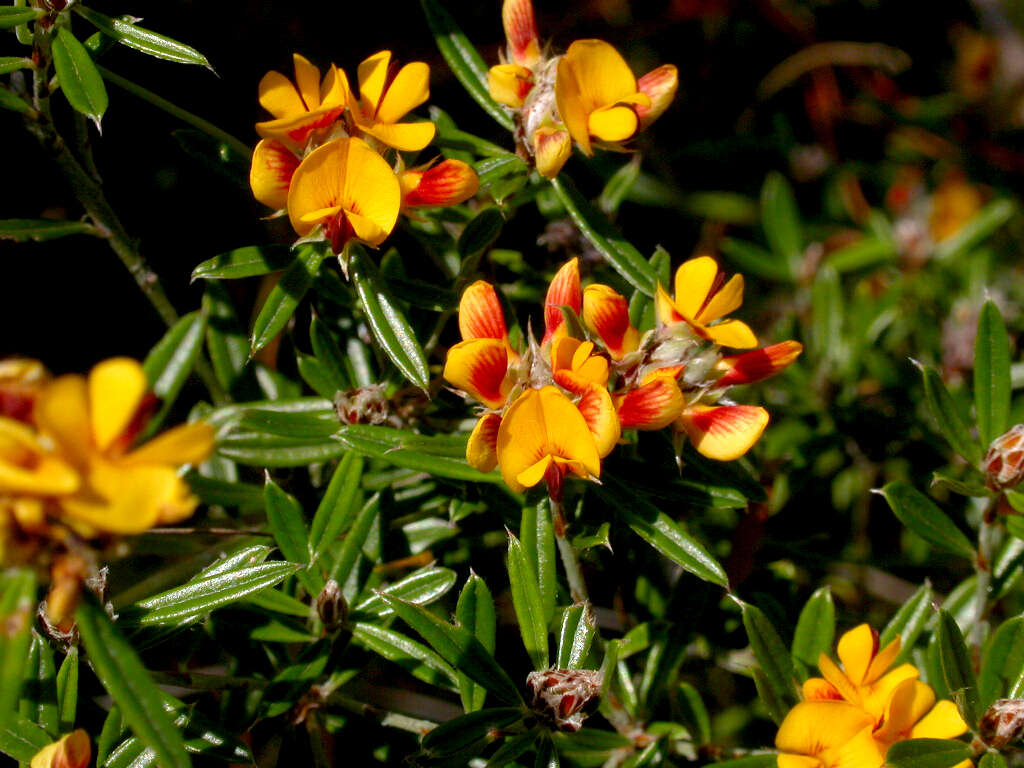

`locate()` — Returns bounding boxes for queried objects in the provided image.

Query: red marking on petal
[325,210,356,255]
[459,281,508,341]
[615,376,683,430]
[716,341,803,387]
[285,107,344,144]
[403,159,480,208]
[263,140,300,190]
[583,285,634,358]
[635,64,678,126]
[465,344,511,407]
[502,0,541,67]
[543,259,582,344]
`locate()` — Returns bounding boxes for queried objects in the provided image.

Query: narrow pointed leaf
[0,714,51,762]
[936,609,981,726]
[310,315,351,393]
[522,500,556,626]
[326,493,380,588]
[456,573,496,712]
[143,310,207,403]
[56,647,79,732]
[791,587,835,668]
[203,282,249,391]
[507,533,549,670]
[75,598,190,768]
[760,171,803,276]
[264,475,322,594]
[421,708,525,758]
[74,6,211,67]
[352,623,459,690]
[556,604,596,669]
[742,602,798,712]
[978,616,1024,708]
[309,451,364,560]
[880,483,975,559]
[489,729,541,768]
[351,567,457,619]
[0,7,40,28]
[192,245,294,281]
[0,569,36,726]
[0,219,97,241]
[52,28,107,125]
[881,582,933,663]
[22,632,57,736]
[975,300,1011,448]
[920,364,982,465]
[677,682,712,746]
[250,245,325,354]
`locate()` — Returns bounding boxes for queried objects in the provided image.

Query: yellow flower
[399,158,480,210]
[349,50,436,152]
[250,138,302,212]
[286,136,402,253]
[255,53,350,151]
[656,255,758,349]
[33,358,214,535]
[30,729,90,768]
[776,701,876,768]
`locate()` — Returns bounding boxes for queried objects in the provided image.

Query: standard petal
[458,281,508,342]
[532,125,573,179]
[250,139,301,210]
[320,64,350,109]
[0,420,79,495]
[376,61,430,123]
[292,52,321,110]
[359,119,436,152]
[715,341,803,387]
[636,64,678,128]
[830,726,886,768]
[875,679,936,742]
[88,357,148,454]
[34,374,92,466]
[676,404,769,461]
[576,384,620,458]
[703,319,758,349]
[615,374,683,430]
[258,70,304,119]
[443,339,512,409]
[401,159,480,208]
[673,256,719,320]
[467,414,501,473]
[122,422,214,468]
[554,54,591,154]
[836,624,878,687]
[502,0,541,67]
[587,103,639,144]
[559,39,639,130]
[910,700,969,740]
[357,50,392,113]
[489,64,533,108]
[775,701,874,754]
[582,284,639,360]
[543,258,583,344]
[778,756,822,768]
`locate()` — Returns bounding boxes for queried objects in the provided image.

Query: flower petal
[122,422,214,468]
[615,374,683,430]
[576,384,620,458]
[817,652,861,705]
[582,284,639,360]
[636,64,678,128]
[376,61,430,124]
[517,454,554,489]
[775,701,875,754]
[320,64,350,109]
[864,636,901,684]
[673,256,719,320]
[444,338,512,409]
[467,413,501,473]
[34,374,91,466]
[0,419,79,495]
[31,729,91,768]
[910,699,968,740]
[543,258,582,344]
[255,105,346,150]
[88,358,148,454]
[489,64,533,108]
[258,69,304,119]
[402,159,480,208]
[250,139,301,210]
[703,319,758,349]
[346,209,392,248]
[696,273,744,324]
[875,679,936,742]
[502,0,541,67]
[676,404,768,461]
[655,282,687,326]
[587,103,639,143]
[836,624,878,687]
[802,677,843,701]
[715,341,803,387]
[358,120,436,152]
[458,281,509,342]
[357,50,392,113]
[532,125,573,179]
[292,53,321,111]
[778,756,822,768]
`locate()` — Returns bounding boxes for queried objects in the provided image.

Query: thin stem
[550,495,590,604]
[97,65,252,161]
[971,496,999,652]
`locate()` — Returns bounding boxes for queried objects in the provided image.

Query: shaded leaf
[264,475,322,595]
[0,219,96,241]
[309,451,364,561]
[507,533,549,670]
[556,604,596,670]
[936,610,981,726]
[880,483,975,559]
[791,586,835,669]
[192,245,294,281]
[975,300,1011,448]
[352,623,459,691]
[742,602,798,715]
[456,573,496,713]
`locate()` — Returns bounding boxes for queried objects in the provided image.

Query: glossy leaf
[742,602,798,714]
[264,475,322,595]
[335,425,501,483]
[192,245,294,281]
[52,28,108,126]
[880,482,975,559]
[556,604,596,669]
[0,7,39,28]
[379,594,523,705]
[421,707,525,758]
[310,315,350,392]
[352,623,459,691]
[599,157,642,216]
[507,533,549,670]
[143,310,207,411]
[974,300,1011,448]
[886,739,973,768]
[250,245,325,354]
[677,682,711,746]
[56,647,79,732]
[203,281,249,391]
[22,632,57,737]
[420,0,514,130]
[489,729,541,768]
[0,88,32,114]
[791,586,835,668]
[0,714,51,762]
[456,573,496,712]
[0,569,35,726]
[881,582,933,663]
[0,219,97,241]
[936,609,981,726]
[919,364,982,465]
[74,5,211,68]
[350,567,457,620]
[309,451,364,560]
[550,175,659,296]
[326,493,380,588]
[522,500,556,626]
[458,207,504,265]
[349,246,429,390]
[75,598,190,768]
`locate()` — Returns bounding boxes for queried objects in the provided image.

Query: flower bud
[334,386,391,426]
[984,424,1024,490]
[979,698,1024,749]
[316,579,347,631]
[526,668,602,732]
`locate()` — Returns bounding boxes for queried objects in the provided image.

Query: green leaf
[979,616,1024,707]
[0,57,31,75]
[489,729,541,768]
[979,754,1008,768]
[935,198,1018,261]
[52,28,107,127]
[936,609,981,726]
[264,475,323,595]
[881,582,933,663]
[0,88,32,115]
[507,533,549,670]
[350,567,457,620]
[742,602,798,714]
[126,561,300,625]
[0,714,51,762]
[879,483,975,559]
[75,598,190,768]
[705,756,778,768]
[475,155,528,190]
[379,594,523,706]
[522,500,556,626]
[458,208,504,262]
[352,623,459,691]
[335,425,501,483]
[599,157,642,216]
[310,315,351,393]
[420,0,514,131]
[349,246,429,390]
[536,733,560,768]
[0,219,97,241]
[0,569,35,726]
[601,481,728,586]
[0,7,40,28]
[552,730,631,766]
[760,171,803,276]
[203,282,249,391]
[974,300,1012,448]
[549,175,659,296]
[720,237,793,282]
[919,364,983,465]
[309,451,364,561]
[421,708,525,758]
[556,604,596,669]
[456,573,496,712]
[886,739,973,768]
[824,237,897,273]
[22,631,57,737]
[191,245,294,281]
[676,682,711,746]
[326,493,380,588]
[791,586,835,668]
[56,647,78,732]
[74,6,211,68]
[249,245,325,354]
[143,310,207,418]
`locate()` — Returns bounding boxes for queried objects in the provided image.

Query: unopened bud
[316,580,347,631]
[984,425,1024,490]
[334,386,390,426]
[526,668,602,732]
[980,698,1024,749]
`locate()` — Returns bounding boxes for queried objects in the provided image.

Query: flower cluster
[776,625,969,768]
[250,52,480,259]
[488,0,678,178]
[0,357,214,568]
[443,257,801,495]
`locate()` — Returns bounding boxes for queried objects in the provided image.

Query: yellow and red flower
[349,50,435,152]
[255,53,350,152]
[656,256,757,349]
